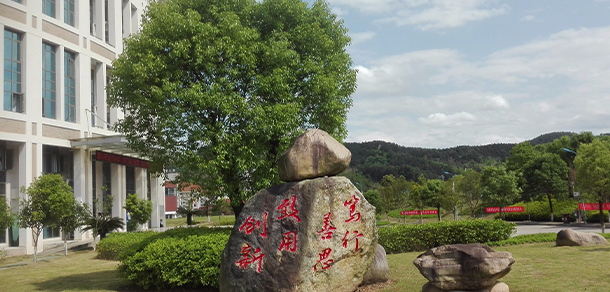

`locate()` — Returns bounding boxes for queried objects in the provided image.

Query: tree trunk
[547,194,554,222]
[187,213,193,226]
[64,238,68,256]
[232,203,244,219]
[599,201,605,233]
[437,206,441,222]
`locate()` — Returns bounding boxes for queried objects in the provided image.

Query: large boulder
[413,244,514,291]
[361,244,390,285]
[422,281,510,292]
[219,176,377,292]
[278,129,351,182]
[556,228,608,246]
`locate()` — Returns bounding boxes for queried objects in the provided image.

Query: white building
[0,0,164,256]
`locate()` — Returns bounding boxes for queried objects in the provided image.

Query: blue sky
[307,0,610,148]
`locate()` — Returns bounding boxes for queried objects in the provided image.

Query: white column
[134,167,148,230]
[110,163,125,227]
[150,175,163,228]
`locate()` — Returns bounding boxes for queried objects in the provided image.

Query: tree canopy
[19,173,75,261]
[124,194,153,231]
[574,139,610,232]
[108,0,356,216]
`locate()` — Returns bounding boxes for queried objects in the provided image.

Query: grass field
[1,239,609,292]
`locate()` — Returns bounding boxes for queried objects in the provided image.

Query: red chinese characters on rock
[314,248,334,271]
[238,212,268,238]
[235,242,265,273]
[342,230,364,252]
[276,195,301,222]
[317,212,336,240]
[279,231,298,252]
[344,195,361,223]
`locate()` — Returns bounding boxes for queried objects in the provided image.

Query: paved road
[514,222,607,236]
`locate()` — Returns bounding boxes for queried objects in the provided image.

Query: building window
[43,226,60,239]
[64,51,76,122]
[64,0,75,26]
[126,166,135,196]
[43,0,56,18]
[11,0,22,4]
[42,43,56,119]
[3,29,23,113]
[90,69,95,126]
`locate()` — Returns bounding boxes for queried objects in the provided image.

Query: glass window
[64,51,76,122]
[64,0,75,26]
[43,0,56,18]
[3,29,23,113]
[42,43,56,119]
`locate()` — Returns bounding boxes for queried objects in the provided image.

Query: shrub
[96,231,157,260]
[501,199,581,222]
[378,219,516,254]
[117,226,231,261]
[118,233,229,290]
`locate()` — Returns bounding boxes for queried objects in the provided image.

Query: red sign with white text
[400,210,438,216]
[579,203,610,211]
[485,206,524,213]
[94,151,150,168]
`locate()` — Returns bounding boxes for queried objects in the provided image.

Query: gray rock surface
[413,244,514,291]
[361,244,390,285]
[278,129,351,182]
[422,281,510,292]
[219,176,377,292]
[556,228,608,246]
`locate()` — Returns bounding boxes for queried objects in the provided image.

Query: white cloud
[350,31,377,45]
[329,0,509,30]
[418,112,477,126]
[380,0,510,30]
[483,95,510,110]
[346,25,610,148]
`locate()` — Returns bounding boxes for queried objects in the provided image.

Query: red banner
[94,151,150,168]
[485,206,524,213]
[579,203,610,211]
[400,210,438,215]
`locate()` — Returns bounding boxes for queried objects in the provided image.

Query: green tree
[18,173,74,262]
[81,194,125,249]
[407,176,428,223]
[57,201,88,256]
[0,197,12,232]
[107,0,356,218]
[363,189,383,215]
[480,166,521,219]
[574,139,610,233]
[521,153,568,221]
[124,193,153,231]
[378,175,410,219]
[440,177,462,220]
[422,179,444,221]
[454,170,482,217]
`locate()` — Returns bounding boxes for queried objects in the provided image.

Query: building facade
[0,0,164,255]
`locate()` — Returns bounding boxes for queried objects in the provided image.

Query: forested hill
[344,132,575,182]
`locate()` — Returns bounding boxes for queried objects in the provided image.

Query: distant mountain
[345,132,576,183]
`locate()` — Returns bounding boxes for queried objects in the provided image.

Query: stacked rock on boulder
[556,228,609,246]
[219,129,378,292]
[413,244,514,292]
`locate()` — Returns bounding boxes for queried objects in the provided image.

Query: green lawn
[165,215,236,228]
[1,241,609,292]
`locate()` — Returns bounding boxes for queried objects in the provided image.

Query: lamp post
[444,172,458,220]
[562,148,583,223]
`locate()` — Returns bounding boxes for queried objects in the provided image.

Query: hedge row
[95,227,232,290]
[96,231,157,260]
[501,199,609,222]
[117,227,231,261]
[118,234,230,290]
[378,219,516,254]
